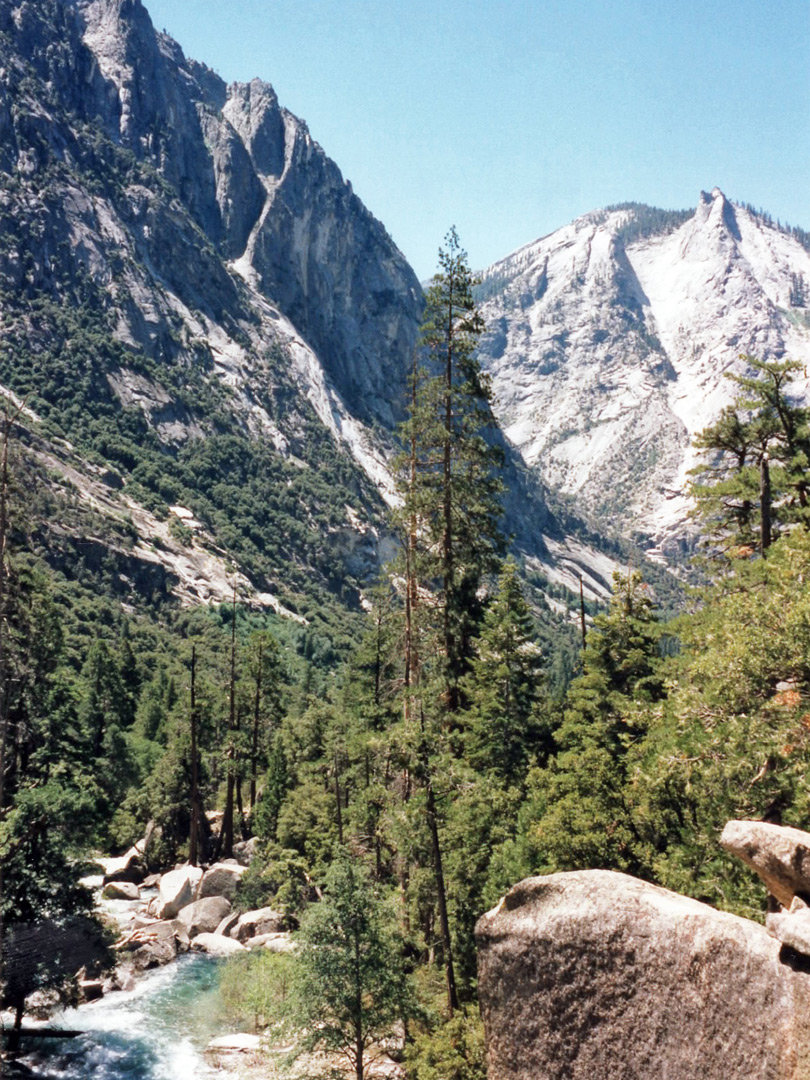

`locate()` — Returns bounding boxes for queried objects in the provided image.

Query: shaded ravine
[12,954,231,1079]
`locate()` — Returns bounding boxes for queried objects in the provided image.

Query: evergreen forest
[4,231,810,1079]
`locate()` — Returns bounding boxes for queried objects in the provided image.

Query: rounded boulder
[176,896,233,938]
[198,862,247,901]
[156,864,203,920]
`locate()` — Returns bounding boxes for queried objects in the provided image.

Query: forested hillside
[4,221,810,1079]
[2,0,810,1076]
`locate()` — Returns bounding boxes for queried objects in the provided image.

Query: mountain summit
[477,190,810,558]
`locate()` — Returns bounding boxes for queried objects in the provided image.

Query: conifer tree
[289,853,411,1080]
[398,226,504,712]
[690,357,810,557]
[532,571,664,874]
[462,558,547,783]
[394,228,505,1016]
[253,733,288,842]
[218,584,240,859]
[246,631,285,810]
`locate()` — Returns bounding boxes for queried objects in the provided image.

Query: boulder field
[476,822,810,1080]
[99,853,295,992]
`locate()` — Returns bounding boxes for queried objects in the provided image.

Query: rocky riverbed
[3,834,298,1076]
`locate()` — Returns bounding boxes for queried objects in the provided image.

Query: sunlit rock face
[0,0,428,605]
[0,0,589,608]
[0,0,421,465]
[477,190,810,560]
[476,870,810,1080]
[68,0,423,430]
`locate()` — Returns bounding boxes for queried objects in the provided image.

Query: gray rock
[198,862,246,900]
[206,1033,263,1053]
[191,933,246,957]
[118,919,179,950]
[79,979,104,1002]
[130,937,176,973]
[232,838,258,866]
[100,843,147,885]
[156,864,203,919]
[103,968,136,995]
[124,920,180,973]
[476,869,810,1080]
[176,896,232,938]
[249,932,295,953]
[102,881,140,901]
[23,988,62,1019]
[214,911,241,938]
[233,907,287,942]
[166,919,191,952]
[720,819,810,907]
[131,915,158,931]
[767,909,810,955]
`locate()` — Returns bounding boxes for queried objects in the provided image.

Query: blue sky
[143,0,810,279]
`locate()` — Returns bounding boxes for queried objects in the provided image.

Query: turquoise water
[17,955,232,1079]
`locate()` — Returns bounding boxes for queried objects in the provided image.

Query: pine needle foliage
[289,853,412,1080]
[462,558,548,783]
[396,226,505,712]
[690,356,810,557]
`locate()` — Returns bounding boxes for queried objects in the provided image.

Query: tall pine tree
[398,226,504,714]
[394,229,505,1015]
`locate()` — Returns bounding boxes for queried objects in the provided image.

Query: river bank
[1,853,269,1077]
[9,954,227,1079]
[4,853,404,1080]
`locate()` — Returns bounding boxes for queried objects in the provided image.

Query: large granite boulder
[476,870,810,1080]
[721,820,810,907]
[767,908,810,955]
[214,911,241,938]
[198,862,247,900]
[156,864,203,920]
[100,825,157,884]
[192,933,246,957]
[100,843,148,885]
[232,907,287,943]
[232,838,258,866]
[119,919,183,973]
[176,896,232,938]
[102,881,140,901]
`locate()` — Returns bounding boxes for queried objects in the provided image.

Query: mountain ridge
[6,0,802,642]
[0,0,618,660]
[476,188,810,560]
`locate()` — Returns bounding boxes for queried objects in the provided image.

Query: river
[13,954,232,1080]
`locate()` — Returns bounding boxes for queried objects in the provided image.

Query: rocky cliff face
[0,0,619,624]
[0,0,429,614]
[73,0,423,428]
[478,191,810,560]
